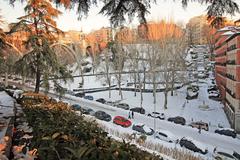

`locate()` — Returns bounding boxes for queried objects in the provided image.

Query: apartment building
[214,26,240,132]
[186,15,209,45]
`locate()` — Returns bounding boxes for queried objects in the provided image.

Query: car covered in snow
[215,128,237,138]
[115,103,130,110]
[213,151,237,160]
[84,95,94,100]
[96,98,106,104]
[186,86,199,100]
[189,121,209,131]
[74,92,85,97]
[179,137,208,154]
[132,123,154,135]
[147,112,165,120]
[94,111,111,121]
[81,107,95,116]
[105,101,115,106]
[71,104,81,111]
[154,130,178,143]
[130,107,145,114]
[207,85,218,92]
[233,151,240,160]
[113,116,132,127]
[167,116,186,125]
[208,90,220,100]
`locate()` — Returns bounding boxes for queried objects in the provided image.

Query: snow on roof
[157,129,175,138]
[218,26,240,32]
[217,128,235,131]
[221,31,237,36]
[143,125,152,133]
[182,137,207,151]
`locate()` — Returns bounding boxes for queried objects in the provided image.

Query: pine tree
[10,0,72,93]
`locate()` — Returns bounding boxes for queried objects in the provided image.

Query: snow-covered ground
[0,91,15,138]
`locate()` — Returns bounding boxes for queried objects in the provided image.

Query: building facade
[214,26,240,132]
[186,15,209,45]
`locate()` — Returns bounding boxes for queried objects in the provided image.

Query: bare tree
[159,28,187,109]
[112,42,125,100]
[97,48,113,98]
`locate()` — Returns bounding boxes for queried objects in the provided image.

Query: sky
[0,0,240,33]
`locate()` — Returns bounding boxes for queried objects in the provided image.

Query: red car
[113,116,132,127]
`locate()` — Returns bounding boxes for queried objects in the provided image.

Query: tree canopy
[9,0,240,27]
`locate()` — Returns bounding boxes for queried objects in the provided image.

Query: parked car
[105,101,115,106]
[94,111,112,121]
[189,121,209,131]
[213,151,237,160]
[132,123,154,135]
[74,92,85,97]
[81,107,95,116]
[83,67,92,73]
[168,116,186,125]
[215,128,237,138]
[180,137,208,154]
[96,98,106,104]
[209,91,220,100]
[130,107,145,114]
[84,95,94,100]
[147,112,165,120]
[208,85,218,92]
[115,103,130,110]
[186,89,198,100]
[113,116,132,127]
[233,151,240,160]
[71,104,81,111]
[154,130,178,143]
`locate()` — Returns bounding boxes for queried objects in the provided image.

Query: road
[7,81,240,156]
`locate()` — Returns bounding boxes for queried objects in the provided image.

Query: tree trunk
[35,64,41,93]
[134,72,137,96]
[140,82,143,108]
[107,76,111,98]
[22,76,25,85]
[170,81,174,96]
[4,71,8,87]
[143,67,146,90]
[118,74,123,100]
[153,74,156,104]
[164,91,168,109]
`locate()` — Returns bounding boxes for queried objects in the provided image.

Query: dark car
[215,128,237,138]
[81,107,95,116]
[130,107,145,114]
[115,103,130,110]
[214,151,237,160]
[147,112,165,120]
[207,85,218,92]
[94,111,112,122]
[74,92,85,97]
[84,95,94,100]
[168,116,186,125]
[132,123,154,135]
[233,151,240,160]
[96,98,106,104]
[71,104,81,111]
[180,137,208,154]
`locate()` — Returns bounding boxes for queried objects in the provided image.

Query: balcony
[226,87,236,98]
[215,62,226,66]
[226,92,240,112]
[227,44,237,52]
[215,51,227,57]
[226,73,236,81]
[226,60,236,65]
